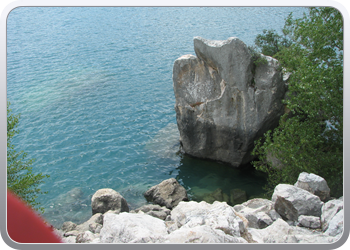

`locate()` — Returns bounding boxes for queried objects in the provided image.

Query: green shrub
[7,102,49,213]
[252,7,343,198]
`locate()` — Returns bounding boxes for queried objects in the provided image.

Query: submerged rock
[173,36,287,167]
[230,189,247,206]
[201,188,230,204]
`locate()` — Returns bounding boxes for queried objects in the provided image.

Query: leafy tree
[252,7,343,198]
[254,29,293,57]
[7,102,49,213]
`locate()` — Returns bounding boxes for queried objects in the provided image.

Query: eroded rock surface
[144,178,188,209]
[173,37,287,167]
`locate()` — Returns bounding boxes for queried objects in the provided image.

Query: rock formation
[55,173,343,244]
[173,37,287,167]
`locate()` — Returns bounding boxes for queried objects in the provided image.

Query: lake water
[7,6,305,228]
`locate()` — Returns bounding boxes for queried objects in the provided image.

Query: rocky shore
[54,172,343,244]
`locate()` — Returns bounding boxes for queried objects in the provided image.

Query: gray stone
[76,231,96,243]
[233,198,275,229]
[61,221,77,232]
[324,209,344,237]
[99,212,168,243]
[272,184,324,221]
[248,218,338,243]
[170,201,245,237]
[321,197,344,231]
[164,225,247,243]
[298,215,321,229]
[61,236,77,243]
[294,172,330,201]
[89,222,103,234]
[91,188,129,215]
[63,230,80,237]
[144,178,188,209]
[268,209,282,221]
[75,213,103,232]
[173,36,286,167]
[132,204,171,220]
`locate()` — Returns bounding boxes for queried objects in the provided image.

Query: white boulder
[170,201,245,237]
[272,184,323,221]
[99,212,168,243]
[294,172,330,201]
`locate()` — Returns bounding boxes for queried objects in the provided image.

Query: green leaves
[254,29,293,57]
[7,102,49,213]
[252,7,343,197]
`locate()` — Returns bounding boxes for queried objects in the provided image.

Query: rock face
[173,37,287,167]
[144,178,188,209]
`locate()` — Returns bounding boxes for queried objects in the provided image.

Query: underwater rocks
[173,37,287,167]
[191,187,247,206]
[56,173,343,244]
[44,187,91,229]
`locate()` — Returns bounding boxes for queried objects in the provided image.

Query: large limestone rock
[173,36,287,167]
[144,178,188,209]
[272,184,324,222]
[169,201,246,237]
[91,188,129,215]
[99,212,168,243]
[294,172,330,201]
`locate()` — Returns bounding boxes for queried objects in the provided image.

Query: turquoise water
[7,7,305,228]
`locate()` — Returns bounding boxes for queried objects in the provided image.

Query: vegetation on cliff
[252,7,343,197]
[7,102,49,213]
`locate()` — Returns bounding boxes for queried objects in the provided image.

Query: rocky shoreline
[53,172,343,244]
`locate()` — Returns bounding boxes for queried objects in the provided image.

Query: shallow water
[7,7,305,228]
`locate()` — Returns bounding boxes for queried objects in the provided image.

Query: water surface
[7,7,305,228]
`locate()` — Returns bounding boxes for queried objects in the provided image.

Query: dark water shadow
[174,153,268,205]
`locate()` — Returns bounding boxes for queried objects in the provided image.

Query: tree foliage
[254,29,293,56]
[252,7,343,198]
[7,102,49,213]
